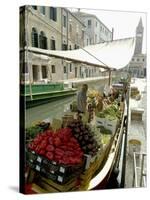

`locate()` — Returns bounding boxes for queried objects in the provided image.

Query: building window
[31,27,38,47]
[69,45,72,50]
[62,43,68,50]
[50,39,56,50]
[143,58,145,62]
[40,6,45,15]
[87,39,88,45]
[95,21,97,27]
[32,6,37,10]
[51,65,56,73]
[64,66,67,73]
[69,64,72,72]
[50,7,57,21]
[88,20,91,28]
[63,15,67,27]
[137,58,140,61]
[39,31,47,49]
[132,58,134,61]
[42,66,47,78]
[80,66,82,77]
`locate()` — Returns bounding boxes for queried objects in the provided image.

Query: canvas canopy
[28,37,135,71]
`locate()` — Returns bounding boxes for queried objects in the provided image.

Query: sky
[69,8,146,54]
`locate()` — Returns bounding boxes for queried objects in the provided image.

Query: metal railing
[132,152,146,187]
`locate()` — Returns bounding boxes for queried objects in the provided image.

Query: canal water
[25,78,110,128]
[25,95,76,128]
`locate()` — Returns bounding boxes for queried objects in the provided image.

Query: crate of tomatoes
[26,128,84,184]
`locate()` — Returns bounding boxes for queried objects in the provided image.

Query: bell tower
[134,17,144,55]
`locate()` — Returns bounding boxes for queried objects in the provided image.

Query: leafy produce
[96,103,121,120]
[28,128,83,165]
[101,134,111,145]
[100,126,112,135]
[26,122,51,142]
[26,126,43,141]
[68,119,99,156]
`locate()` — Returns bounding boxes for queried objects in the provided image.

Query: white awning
[28,37,135,71]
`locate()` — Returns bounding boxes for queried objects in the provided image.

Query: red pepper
[46,152,54,160]
[54,137,61,147]
[33,137,40,145]
[48,137,54,145]
[35,146,41,154]
[39,140,47,149]
[46,130,53,136]
[46,144,54,152]
[55,148,64,156]
[28,143,36,150]
[40,132,47,137]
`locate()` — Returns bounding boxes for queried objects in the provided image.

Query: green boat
[20,83,77,108]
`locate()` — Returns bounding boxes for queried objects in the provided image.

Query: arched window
[31,27,38,47]
[39,31,47,49]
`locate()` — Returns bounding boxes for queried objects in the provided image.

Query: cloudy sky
[69,8,146,54]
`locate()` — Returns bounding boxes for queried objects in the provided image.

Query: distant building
[73,11,113,46]
[129,18,146,77]
[73,11,113,78]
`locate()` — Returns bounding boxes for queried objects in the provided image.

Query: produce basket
[26,149,84,184]
[95,116,106,126]
[105,118,118,134]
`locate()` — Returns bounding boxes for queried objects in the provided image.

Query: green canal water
[25,96,76,128]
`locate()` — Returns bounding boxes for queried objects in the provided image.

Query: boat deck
[125,78,147,188]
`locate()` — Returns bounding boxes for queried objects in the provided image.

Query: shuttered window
[62,44,68,50]
[50,39,56,50]
[39,31,47,49]
[31,28,38,47]
[51,65,56,73]
[42,66,47,78]
[50,7,57,21]
[40,6,45,15]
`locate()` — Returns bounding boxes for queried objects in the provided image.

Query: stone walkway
[125,78,147,188]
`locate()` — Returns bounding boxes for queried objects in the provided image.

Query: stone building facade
[20,6,113,83]
[20,6,86,83]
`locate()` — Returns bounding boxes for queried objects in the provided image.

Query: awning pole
[108,70,111,86]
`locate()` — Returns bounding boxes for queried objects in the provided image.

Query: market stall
[23,38,136,193]
[24,84,128,193]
